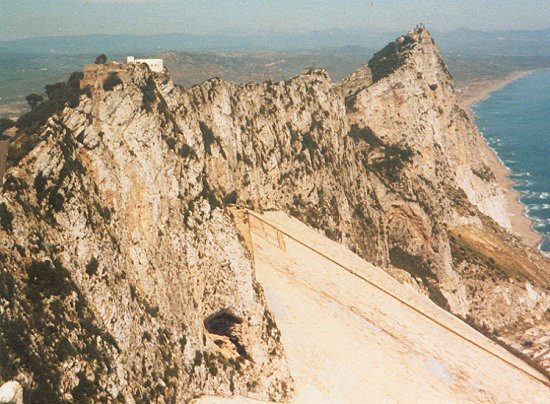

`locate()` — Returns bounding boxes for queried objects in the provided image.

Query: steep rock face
[341,29,550,328]
[156,29,548,336]
[1,27,549,401]
[347,29,511,229]
[0,70,292,402]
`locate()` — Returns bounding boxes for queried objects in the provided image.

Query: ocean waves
[473,69,550,253]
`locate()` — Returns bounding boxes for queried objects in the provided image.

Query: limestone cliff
[1,63,293,403]
[0,27,549,401]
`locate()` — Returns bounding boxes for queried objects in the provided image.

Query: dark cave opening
[204,310,249,358]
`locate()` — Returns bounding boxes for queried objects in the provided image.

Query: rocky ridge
[0,27,549,401]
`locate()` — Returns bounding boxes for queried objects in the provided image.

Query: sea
[472,69,550,254]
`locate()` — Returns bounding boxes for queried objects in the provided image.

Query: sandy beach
[0,101,27,120]
[481,139,543,247]
[458,70,535,108]
[460,71,544,248]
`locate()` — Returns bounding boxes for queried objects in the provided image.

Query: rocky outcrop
[0,381,23,404]
[0,66,292,403]
[0,27,549,401]
[341,29,550,331]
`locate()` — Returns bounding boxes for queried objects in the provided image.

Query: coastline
[458,70,534,108]
[460,70,544,248]
[481,138,543,247]
[0,101,27,121]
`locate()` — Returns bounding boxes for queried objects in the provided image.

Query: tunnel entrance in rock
[204,310,249,359]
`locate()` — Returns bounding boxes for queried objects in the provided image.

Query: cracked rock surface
[0,27,549,401]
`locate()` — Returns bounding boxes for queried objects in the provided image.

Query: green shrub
[223,191,238,205]
[199,121,216,154]
[95,54,107,65]
[204,352,218,376]
[2,175,27,192]
[14,244,25,257]
[164,365,179,380]
[353,205,365,219]
[164,137,177,150]
[0,202,14,233]
[72,371,96,402]
[365,141,414,182]
[472,164,496,182]
[389,247,450,310]
[129,285,137,300]
[179,144,194,159]
[16,71,84,135]
[368,37,413,82]
[103,73,123,91]
[25,259,71,298]
[145,304,159,317]
[86,257,99,277]
[95,202,111,222]
[193,350,203,367]
[140,77,157,112]
[390,247,431,280]
[301,133,318,151]
[26,93,44,110]
[179,335,187,351]
[47,186,65,212]
[55,336,76,361]
[34,172,47,203]
[201,178,221,209]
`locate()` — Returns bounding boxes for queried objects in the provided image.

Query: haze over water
[473,69,550,253]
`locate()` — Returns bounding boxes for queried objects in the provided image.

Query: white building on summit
[126,56,164,72]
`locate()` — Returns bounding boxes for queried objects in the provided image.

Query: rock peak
[407,26,435,43]
[368,26,440,83]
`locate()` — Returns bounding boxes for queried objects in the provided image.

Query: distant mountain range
[1,27,549,56]
[2,27,550,121]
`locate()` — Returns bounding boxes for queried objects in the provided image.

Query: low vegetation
[140,76,157,112]
[199,121,216,154]
[449,229,530,282]
[0,257,119,402]
[368,34,416,82]
[472,163,496,182]
[348,124,414,182]
[95,54,108,65]
[301,133,318,151]
[17,71,84,134]
[0,202,14,233]
[86,257,100,277]
[389,246,450,310]
[103,73,123,91]
[347,124,383,147]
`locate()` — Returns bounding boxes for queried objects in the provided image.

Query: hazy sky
[1,0,550,40]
